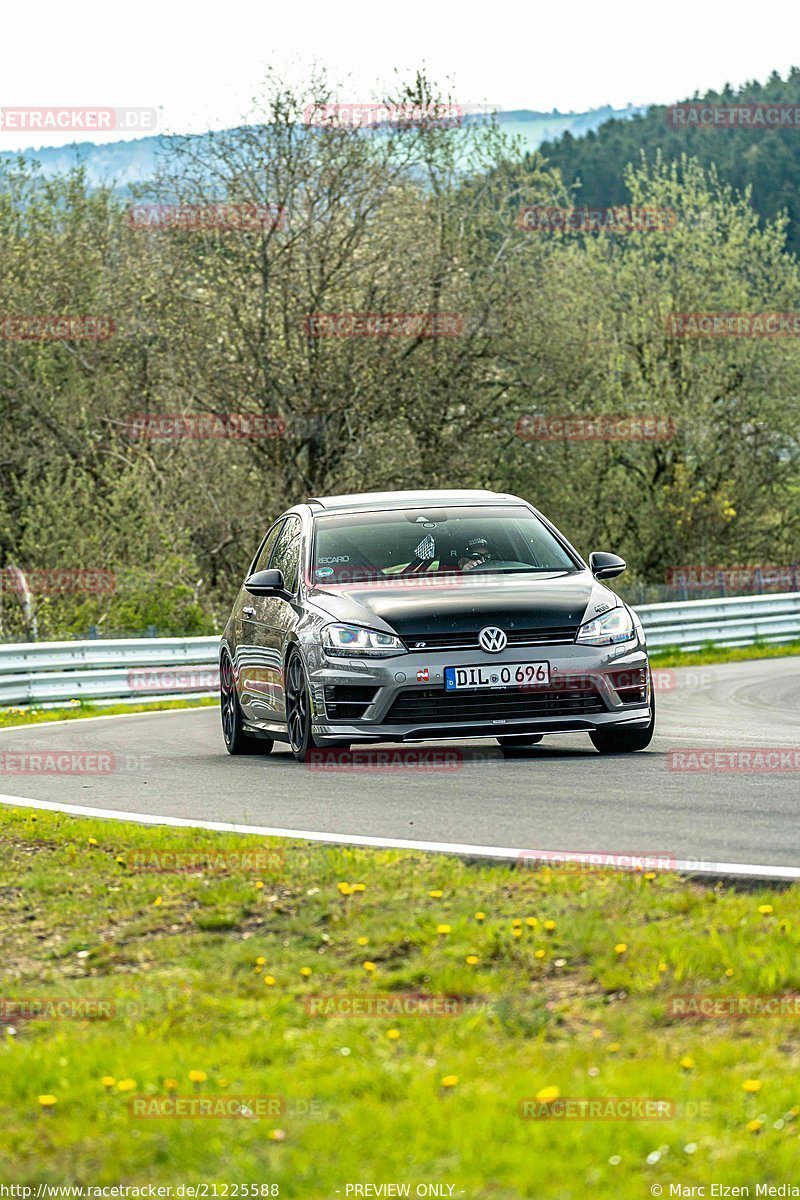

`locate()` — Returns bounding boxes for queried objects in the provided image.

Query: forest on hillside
[1,73,799,639]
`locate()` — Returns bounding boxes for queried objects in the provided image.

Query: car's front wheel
[220,651,273,755]
[589,679,655,754]
[285,649,318,763]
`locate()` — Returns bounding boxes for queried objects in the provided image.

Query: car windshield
[311,505,579,583]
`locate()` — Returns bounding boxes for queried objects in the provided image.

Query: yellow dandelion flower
[591,1028,603,1039]
[387,1029,401,1040]
[429,890,444,899]
[362,961,377,973]
[608,1043,620,1053]
[644,872,656,880]
[512,919,522,927]
[534,949,546,959]
[88,837,98,846]
[724,968,734,977]
[115,856,125,865]
[100,1076,116,1088]
[512,928,522,938]
[300,967,312,977]
[525,917,538,928]
[614,943,627,954]
[758,905,773,915]
[474,912,486,922]
[441,1075,459,1088]
[436,924,451,935]
[352,884,366,893]
[742,1079,762,1093]
[535,1086,560,1102]
[339,884,354,896]
[117,1079,136,1092]
[255,956,266,966]
[267,1129,286,1141]
[153,896,162,907]
[255,881,265,890]
[38,1095,57,1108]
[658,963,668,973]
[680,1056,695,1070]
[264,975,276,986]
[188,1070,207,1084]
[465,955,479,965]
[544,920,556,932]
[746,1119,763,1133]
[164,1078,179,1092]
[336,881,351,893]
[357,937,368,946]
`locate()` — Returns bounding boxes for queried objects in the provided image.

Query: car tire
[589,674,656,754]
[497,735,543,747]
[285,648,319,764]
[220,651,273,756]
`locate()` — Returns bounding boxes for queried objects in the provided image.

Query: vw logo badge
[478,626,507,653]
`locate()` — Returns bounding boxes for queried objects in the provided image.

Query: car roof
[307,489,525,513]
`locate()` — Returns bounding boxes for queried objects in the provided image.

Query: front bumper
[305,640,652,745]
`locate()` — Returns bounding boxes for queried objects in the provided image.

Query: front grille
[384,685,604,724]
[323,685,379,720]
[403,626,578,651]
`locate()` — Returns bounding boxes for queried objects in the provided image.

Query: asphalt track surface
[1,659,799,873]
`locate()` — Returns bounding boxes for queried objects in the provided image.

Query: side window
[270,517,302,593]
[252,521,284,574]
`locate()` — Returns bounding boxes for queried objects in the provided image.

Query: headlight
[322,623,406,658]
[576,606,636,646]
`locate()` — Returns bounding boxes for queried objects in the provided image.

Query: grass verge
[650,640,800,668]
[1,805,798,1193]
[0,697,217,731]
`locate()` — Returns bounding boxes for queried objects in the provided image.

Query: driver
[458,535,493,572]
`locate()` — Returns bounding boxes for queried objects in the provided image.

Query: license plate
[444,662,550,691]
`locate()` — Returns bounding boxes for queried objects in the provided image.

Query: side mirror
[244,568,285,595]
[589,551,626,580]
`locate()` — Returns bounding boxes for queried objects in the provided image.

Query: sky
[1,0,797,150]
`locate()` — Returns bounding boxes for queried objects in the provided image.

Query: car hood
[306,570,619,638]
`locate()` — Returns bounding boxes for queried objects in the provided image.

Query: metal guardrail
[637,591,800,650]
[0,637,219,708]
[0,592,798,708]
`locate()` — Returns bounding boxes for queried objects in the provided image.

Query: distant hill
[0,106,646,191]
[537,68,800,256]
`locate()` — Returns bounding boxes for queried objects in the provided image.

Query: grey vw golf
[220,489,655,761]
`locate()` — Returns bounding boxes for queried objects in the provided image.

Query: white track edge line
[0,792,798,881]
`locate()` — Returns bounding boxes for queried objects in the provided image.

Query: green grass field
[1,804,799,1194]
